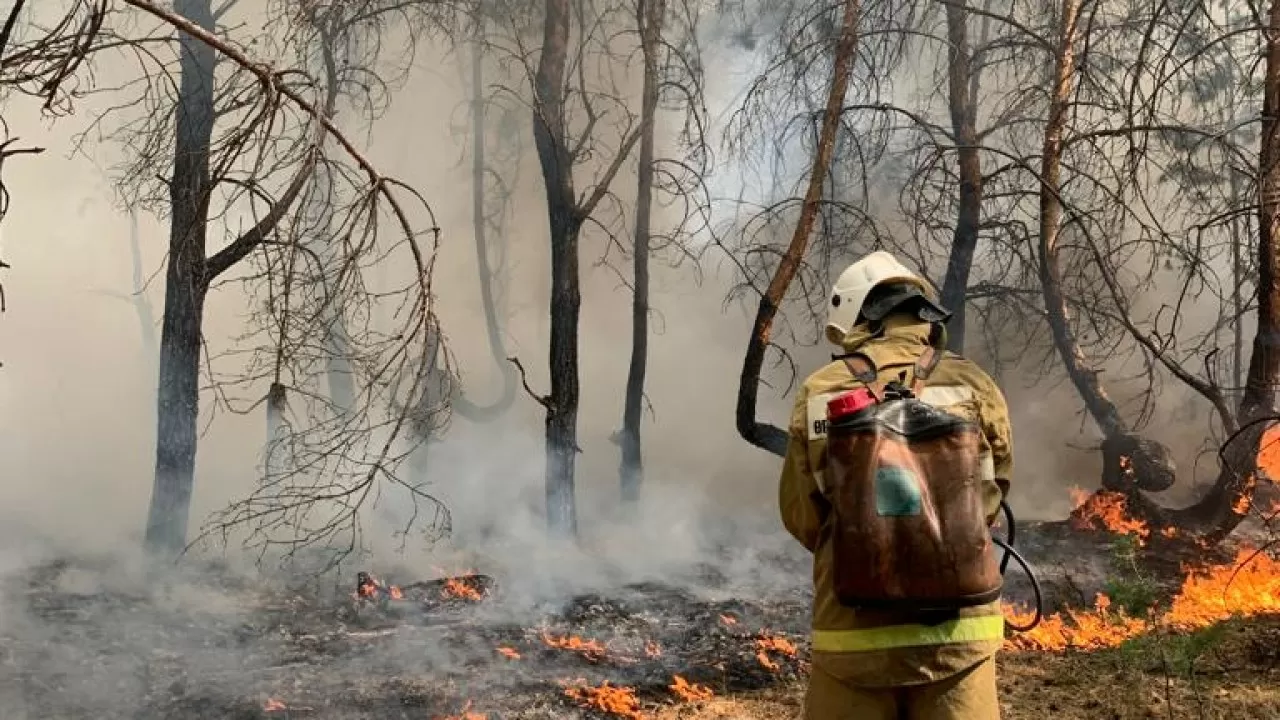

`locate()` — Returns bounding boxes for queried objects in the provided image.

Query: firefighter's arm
[976,374,1014,522]
[779,388,823,553]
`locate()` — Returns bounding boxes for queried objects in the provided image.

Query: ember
[541,630,608,661]
[436,700,486,720]
[263,697,287,712]
[1069,487,1150,544]
[669,674,714,702]
[719,613,737,626]
[643,639,662,657]
[562,679,643,719]
[497,646,521,660]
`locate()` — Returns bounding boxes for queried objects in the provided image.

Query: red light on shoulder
[827,387,877,422]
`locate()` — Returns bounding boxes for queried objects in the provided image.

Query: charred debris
[3,559,809,720]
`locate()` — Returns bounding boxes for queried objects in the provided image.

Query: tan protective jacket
[779,315,1014,687]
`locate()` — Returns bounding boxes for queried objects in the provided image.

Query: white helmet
[825,251,934,345]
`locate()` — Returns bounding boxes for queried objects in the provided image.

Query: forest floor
[1,517,1278,720]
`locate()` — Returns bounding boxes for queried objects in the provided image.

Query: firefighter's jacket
[779,314,1014,687]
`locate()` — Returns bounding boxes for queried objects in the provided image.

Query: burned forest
[2,0,1280,718]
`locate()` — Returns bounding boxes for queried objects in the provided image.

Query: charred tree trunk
[939,0,982,354]
[533,0,580,536]
[143,0,216,555]
[620,0,664,504]
[735,0,862,457]
[1177,0,1280,540]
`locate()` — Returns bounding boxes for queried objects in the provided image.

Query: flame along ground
[1002,425,1280,652]
[378,619,775,720]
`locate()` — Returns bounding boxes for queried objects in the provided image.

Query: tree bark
[736,0,862,457]
[533,0,581,536]
[143,0,217,555]
[939,0,982,354]
[620,0,664,504]
[1038,0,1128,442]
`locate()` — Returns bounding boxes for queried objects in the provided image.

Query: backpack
[823,344,1003,611]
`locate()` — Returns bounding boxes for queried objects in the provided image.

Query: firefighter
[779,250,1013,719]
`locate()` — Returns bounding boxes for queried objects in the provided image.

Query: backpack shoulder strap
[909,323,947,396]
[841,354,886,402]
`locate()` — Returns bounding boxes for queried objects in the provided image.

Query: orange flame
[541,631,608,661]
[755,632,797,657]
[669,675,714,702]
[754,631,796,671]
[562,680,643,719]
[1069,487,1150,544]
[756,651,779,671]
[1005,548,1280,651]
[497,646,521,660]
[1257,424,1280,480]
[442,576,483,602]
[263,698,287,712]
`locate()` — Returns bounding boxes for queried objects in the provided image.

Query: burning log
[354,571,404,606]
[403,573,496,608]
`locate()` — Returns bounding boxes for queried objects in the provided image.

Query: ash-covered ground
[0,545,818,720]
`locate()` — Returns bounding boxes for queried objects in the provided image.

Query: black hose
[994,499,1043,633]
[998,500,1015,575]
[992,537,1043,632]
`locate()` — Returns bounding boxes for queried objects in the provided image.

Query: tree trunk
[143,0,216,555]
[939,0,982,354]
[1035,0,1180,500]
[453,18,517,422]
[1038,0,1125,441]
[620,0,664,504]
[1231,172,1245,397]
[127,210,159,364]
[1181,0,1280,540]
[533,0,580,536]
[735,0,862,457]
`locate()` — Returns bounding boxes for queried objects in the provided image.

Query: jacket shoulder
[933,352,1005,399]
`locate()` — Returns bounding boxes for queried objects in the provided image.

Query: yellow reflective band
[811,614,1005,653]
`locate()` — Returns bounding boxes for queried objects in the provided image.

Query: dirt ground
[656,617,1280,720]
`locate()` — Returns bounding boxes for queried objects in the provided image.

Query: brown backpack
[823,345,1003,611]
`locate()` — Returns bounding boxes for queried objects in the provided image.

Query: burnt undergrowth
[0,556,811,720]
